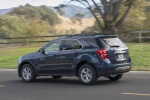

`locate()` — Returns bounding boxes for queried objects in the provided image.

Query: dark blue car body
[18,35,132,84]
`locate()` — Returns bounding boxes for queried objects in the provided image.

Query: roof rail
[65,33,104,37]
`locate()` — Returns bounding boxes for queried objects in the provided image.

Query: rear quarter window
[84,38,99,48]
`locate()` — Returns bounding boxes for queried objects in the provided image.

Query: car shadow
[1,77,126,87]
[35,77,81,85]
[34,77,124,86]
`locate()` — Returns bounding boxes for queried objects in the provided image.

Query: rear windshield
[100,37,126,48]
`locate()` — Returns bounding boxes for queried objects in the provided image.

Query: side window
[84,39,99,48]
[62,40,82,50]
[44,40,62,54]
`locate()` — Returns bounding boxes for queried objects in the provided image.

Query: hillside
[0,4,95,39]
[55,15,95,34]
[0,4,95,35]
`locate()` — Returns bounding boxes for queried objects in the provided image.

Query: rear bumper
[97,63,131,76]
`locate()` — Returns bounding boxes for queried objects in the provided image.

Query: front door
[36,40,63,74]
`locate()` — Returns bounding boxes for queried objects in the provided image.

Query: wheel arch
[18,61,36,77]
[75,61,98,77]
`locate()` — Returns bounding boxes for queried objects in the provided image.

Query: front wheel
[78,64,97,85]
[107,74,123,81]
[21,64,36,82]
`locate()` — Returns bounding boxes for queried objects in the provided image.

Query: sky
[0,0,69,9]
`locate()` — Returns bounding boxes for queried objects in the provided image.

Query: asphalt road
[0,70,150,100]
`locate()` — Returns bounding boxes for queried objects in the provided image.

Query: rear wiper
[110,45,120,47]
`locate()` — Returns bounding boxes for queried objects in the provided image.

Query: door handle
[72,52,78,57]
[46,54,55,56]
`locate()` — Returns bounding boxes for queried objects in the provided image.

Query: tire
[21,64,36,82]
[78,64,97,85]
[107,74,123,81]
[52,76,62,79]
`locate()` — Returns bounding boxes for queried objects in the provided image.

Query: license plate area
[118,54,124,59]
[116,54,126,61]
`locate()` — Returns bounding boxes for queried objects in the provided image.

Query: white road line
[122,93,150,96]
[123,76,150,78]
[128,71,150,74]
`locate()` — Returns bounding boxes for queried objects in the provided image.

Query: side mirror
[39,48,45,54]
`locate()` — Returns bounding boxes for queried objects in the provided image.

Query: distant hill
[52,5,93,19]
[7,5,59,26]
[0,5,93,19]
[0,8,13,15]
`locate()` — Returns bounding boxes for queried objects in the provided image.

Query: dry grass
[55,15,95,33]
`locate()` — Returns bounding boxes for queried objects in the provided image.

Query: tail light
[97,49,108,59]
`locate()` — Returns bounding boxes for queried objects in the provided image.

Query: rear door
[99,37,129,64]
[56,39,82,74]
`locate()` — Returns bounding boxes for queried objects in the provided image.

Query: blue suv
[18,34,132,85]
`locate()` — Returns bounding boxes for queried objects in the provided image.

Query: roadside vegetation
[0,43,149,70]
[0,46,40,68]
[0,4,58,39]
[127,43,150,70]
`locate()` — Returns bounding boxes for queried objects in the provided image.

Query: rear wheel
[78,64,97,85]
[107,74,123,81]
[52,76,62,79]
[21,64,36,82]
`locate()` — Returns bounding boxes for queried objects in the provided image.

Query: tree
[7,4,60,26]
[72,13,85,24]
[73,13,84,19]
[59,0,135,34]
[0,15,51,38]
[118,0,147,31]
[92,0,147,32]
[57,10,65,16]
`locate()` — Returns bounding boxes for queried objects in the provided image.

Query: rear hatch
[98,36,129,65]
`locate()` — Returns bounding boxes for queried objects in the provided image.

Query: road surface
[0,70,150,100]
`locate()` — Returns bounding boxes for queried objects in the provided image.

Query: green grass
[0,43,150,70]
[0,47,40,69]
[127,43,150,70]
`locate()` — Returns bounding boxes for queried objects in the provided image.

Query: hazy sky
[0,0,68,9]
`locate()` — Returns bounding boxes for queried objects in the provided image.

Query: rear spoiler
[99,35,118,38]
